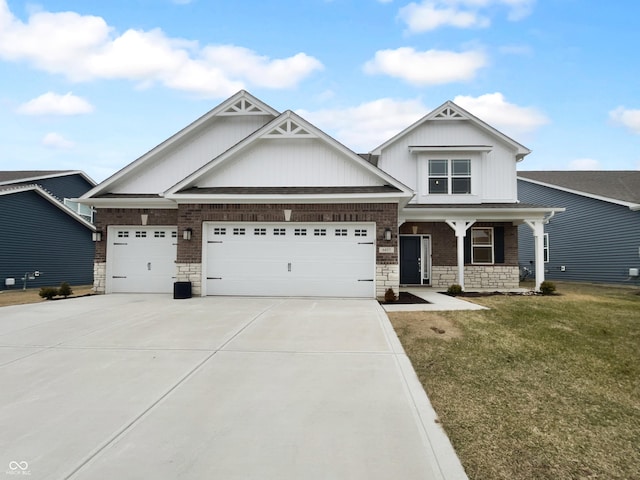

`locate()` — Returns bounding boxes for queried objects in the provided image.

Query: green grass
[389,282,640,480]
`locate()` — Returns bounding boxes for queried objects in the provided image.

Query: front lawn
[0,285,94,307]
[390,282,640,480]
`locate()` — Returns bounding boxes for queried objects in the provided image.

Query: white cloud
[42,132,75,149]
[567,158,601,170]
[399,2,488,32]
[609,106,640,134]
[0,1,323,97]
[398,0,534,33]
[364,47,487,85]
[298,97,427,152]
[17,92,94,115]
[453,93,549,135]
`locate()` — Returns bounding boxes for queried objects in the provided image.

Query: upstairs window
[428,159,471,195]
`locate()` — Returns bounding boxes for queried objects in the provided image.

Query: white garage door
[204,223,375,297]
[107,227,178,293]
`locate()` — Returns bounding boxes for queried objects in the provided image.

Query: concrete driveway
[0,295,466,480]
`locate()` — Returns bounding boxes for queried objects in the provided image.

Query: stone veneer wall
[431,265,519,289]
[175,263,202,296]
[93,262,106,293]
[376,264,399,299]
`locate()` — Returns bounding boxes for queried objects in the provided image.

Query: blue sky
[1,0,639,182]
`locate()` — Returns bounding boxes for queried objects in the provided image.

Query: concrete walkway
[0,295,467,480]
[382,287,532,312]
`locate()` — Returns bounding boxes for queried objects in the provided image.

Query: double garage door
[107,223,376,297]
[204,223,375,297]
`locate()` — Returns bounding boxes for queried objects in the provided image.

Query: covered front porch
[398,204,564,292]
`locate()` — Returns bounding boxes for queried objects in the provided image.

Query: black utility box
[173,281,192,299]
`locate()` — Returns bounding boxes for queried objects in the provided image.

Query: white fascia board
[401,206,565,222]
[3,185,96,230]
[165,192,413,205]
[165,110,414,197]
[82,91,280,199]
[518,176,640,210]
[75,197,178,209]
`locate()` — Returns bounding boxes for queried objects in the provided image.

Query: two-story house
[79,91,560,298]
[1,170,96,290]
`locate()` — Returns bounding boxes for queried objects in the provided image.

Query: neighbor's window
[471,227,493,264]
[544,233,549,263]
[428,159,471,194]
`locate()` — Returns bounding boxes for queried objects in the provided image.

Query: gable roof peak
[262,110,314,138]
[219,90,277,116]
[371,99,530,159]
[432,101,466,120]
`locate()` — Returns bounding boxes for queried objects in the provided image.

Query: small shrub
[447,284,463,296]
[39,287,58,300]
[384,288,397,303]
[539,281,556,295]
[58,282,73,298]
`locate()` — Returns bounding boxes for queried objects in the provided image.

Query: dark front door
[400,236,421,284]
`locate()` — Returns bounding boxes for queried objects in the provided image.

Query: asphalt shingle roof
[0,170,75,184]
[518,171,640,204]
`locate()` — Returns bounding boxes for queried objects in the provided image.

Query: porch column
[445,220,475,290]
[524,220,545,291]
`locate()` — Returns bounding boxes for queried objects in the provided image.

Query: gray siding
[16,174,93,200]
[0,191,95,290]
[518,179,640,285]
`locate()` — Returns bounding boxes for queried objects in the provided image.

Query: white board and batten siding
[106,226,178,293]
[202,222,376,297]
[197,138,386,188]
[377,121,519,204]
[111,115,274,194]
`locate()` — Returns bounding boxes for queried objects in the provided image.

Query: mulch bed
[379,292,430,305]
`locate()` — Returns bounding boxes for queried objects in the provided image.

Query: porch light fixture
[92,231,102,242]
[183,228,193,241]
[384,228,392,241]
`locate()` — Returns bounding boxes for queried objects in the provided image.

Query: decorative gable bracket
[263,118,315,139]
[220,98,272,116]
[433,106,465,120]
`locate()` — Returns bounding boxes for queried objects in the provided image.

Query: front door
[400,236,421,284]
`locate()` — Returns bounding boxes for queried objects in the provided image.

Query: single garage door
[204,223,375,297]
[107,227,178,293]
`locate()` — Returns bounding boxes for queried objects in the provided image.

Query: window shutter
[494,227,505,264]
[464,234,471,264]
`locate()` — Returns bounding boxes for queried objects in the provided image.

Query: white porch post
[445,220,475,291]
[525,220,545,291]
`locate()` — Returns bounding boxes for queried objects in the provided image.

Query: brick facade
[93,203,398,297]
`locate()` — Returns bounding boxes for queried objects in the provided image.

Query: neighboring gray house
[518,171,640,285]
[0,171,96,290]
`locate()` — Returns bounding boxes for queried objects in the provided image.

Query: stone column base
[376,264,399,299]
[93,262,106,293]
[176,263,202,296]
